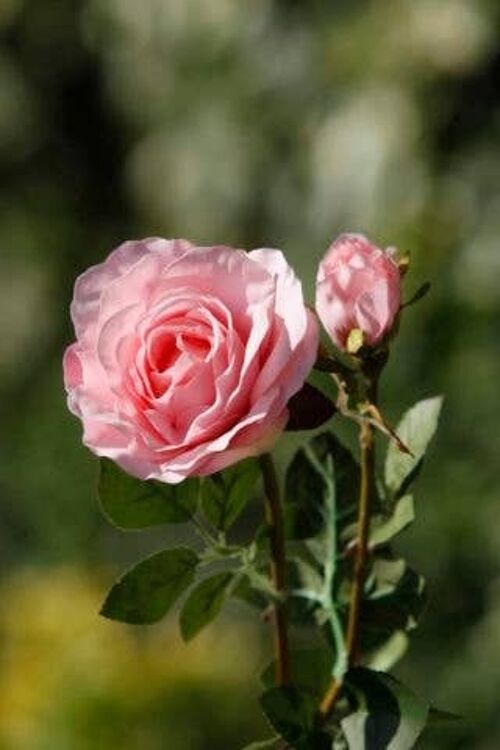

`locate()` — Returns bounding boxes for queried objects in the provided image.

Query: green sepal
[98,459,199,530]
[402,281,431,309]
[100,546,199,624]
[342,668,428,750]
[179,571,233,641]
[201,458,259,531]
[385,397,443,497]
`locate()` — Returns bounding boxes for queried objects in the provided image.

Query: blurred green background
[0,1,499,748]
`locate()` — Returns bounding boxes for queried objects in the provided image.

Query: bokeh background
[0,1,499,748]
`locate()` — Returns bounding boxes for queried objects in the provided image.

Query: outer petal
[249,248,320,400]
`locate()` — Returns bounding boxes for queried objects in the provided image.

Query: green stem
[259,453,291,686]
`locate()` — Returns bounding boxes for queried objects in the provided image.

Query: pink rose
[63,238,318,483]
[315,233,401,350]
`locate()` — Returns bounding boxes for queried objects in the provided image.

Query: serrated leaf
[180,572,233,641]
[98,459,199,530]
[342,496,415,550]
[385,397,443,496]
[285,432,360,541]
[101,547,198,624]
[202,458,259,531]
[286,382,336,431]
[342,668,428,750]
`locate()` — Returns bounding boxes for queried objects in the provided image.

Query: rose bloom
[63,239,318,483]
[315,233,401,350]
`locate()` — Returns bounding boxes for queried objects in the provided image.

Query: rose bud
[63,239,319,483]
[315,233,402,353]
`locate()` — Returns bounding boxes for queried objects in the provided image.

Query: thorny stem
[259,453,291,686]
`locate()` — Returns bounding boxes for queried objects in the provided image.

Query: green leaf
[259,685,333,749]
[285,432,360,540]
[369,496,415,547]
[385,397,443,496]
[342,496,415,550]
[101,547,199,624]
[98,459,199,530]
[231,574,269,611]
[366,631,409,672]
[342,668,428,750]
[361,559,427,649]
[242,740,280,749]
[260,686,316,745]
[202,458,259,531]
[180,572,233,641]
[261,648,332,696]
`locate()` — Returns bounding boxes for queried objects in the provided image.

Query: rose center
[143,320,213,399]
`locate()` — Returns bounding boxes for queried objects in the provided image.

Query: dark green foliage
[202,458,259,531]
[360,558,427,653]
[96,399,442,749]
[260,686,331,749]
[98,459,199,529]
[101,547,199,624]
[284,432,360,540]
[341,668,428,750]
[231,573,271,612]
[180,572,234,641]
